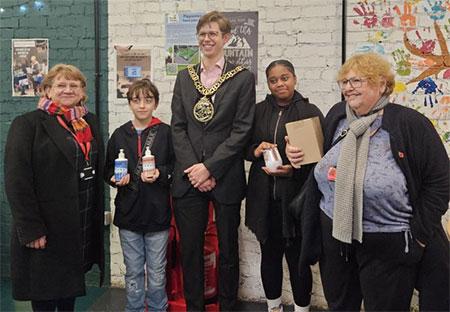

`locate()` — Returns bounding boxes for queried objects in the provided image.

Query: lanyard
[56,115,91,162]
[137,134,143,158]
[135,122,160,159]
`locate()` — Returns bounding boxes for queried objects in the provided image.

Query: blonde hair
[337,53,395,96]
[41,64,87,102]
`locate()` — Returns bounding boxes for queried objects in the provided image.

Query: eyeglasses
[338,77,366,89]
[130,97,154,105]
[53,83,82,91]
[197,31,221,40]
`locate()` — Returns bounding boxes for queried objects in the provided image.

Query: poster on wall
[115,45,152,99]
[12,39,48,97]
[165,12,202,76]
[223,11,259,82]
[347,0,450,152]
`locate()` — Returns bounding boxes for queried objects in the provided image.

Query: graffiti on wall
[348,0,450,150]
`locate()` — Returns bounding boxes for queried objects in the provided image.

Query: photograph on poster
[165,12,202,76]
[12,39,48,97]
[115,45,152,99]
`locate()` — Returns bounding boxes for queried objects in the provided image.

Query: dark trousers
[174,189,241,312]
[416,226,450,311]
[319,212,422,312]
[260,199,312,307]
[31,297,75,312]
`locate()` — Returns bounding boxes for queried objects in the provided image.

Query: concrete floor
[1,279,322,311]
[89,288,273,311]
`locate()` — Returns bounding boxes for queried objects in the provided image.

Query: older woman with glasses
[5,64,105,312]
[286,52,449,311]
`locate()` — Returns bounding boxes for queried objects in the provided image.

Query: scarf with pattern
[38,97,93,143]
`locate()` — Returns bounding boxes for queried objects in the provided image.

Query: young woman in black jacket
[245,60,324,312]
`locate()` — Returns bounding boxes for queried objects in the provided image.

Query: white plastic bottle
[142,146,155,178]
[263,147,282,171]
[114,149,128,181]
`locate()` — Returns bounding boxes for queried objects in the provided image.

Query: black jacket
[245,91,324,243]
[170,63,255,204]
[5,110,105,300]
[322,102,449,244]
[297,102,449,296]
[104,120,174,233]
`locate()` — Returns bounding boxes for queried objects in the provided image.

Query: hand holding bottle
[254,141,277,158]
[141,168,159,183]
[262,164,293,177]
[111,173,130,186]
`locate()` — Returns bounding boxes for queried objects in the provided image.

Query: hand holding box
[285,117,324,165]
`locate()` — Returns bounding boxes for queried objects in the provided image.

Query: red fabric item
[38,97,93,143]
[204,206,218,300]
[166,201,219,311]
[168,298,219,312]
[147,116,162,128]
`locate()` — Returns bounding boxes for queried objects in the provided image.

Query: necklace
[188,63,244,122]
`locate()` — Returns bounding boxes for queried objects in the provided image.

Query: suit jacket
[171,62,255,204]
[4,110,105,300]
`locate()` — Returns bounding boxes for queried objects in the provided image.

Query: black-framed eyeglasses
[338,77,366,89]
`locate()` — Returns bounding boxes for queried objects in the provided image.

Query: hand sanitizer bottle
[114,149,128,181]
[263,147,283,171]
[142,146,155,178]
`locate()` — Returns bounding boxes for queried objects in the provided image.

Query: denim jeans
[119,228,169,312]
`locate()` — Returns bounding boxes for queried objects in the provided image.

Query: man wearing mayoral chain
[170,10,255,312]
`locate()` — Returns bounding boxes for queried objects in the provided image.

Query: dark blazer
[4,110,105,301]
[171,62,255,204]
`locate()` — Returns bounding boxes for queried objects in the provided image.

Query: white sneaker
[294,303,310,312]
[270,304,283,312]
[267,297,283,312]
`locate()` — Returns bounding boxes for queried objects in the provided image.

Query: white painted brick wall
[107,0,448,309]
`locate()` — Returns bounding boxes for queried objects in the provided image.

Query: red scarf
[38,97,93,143]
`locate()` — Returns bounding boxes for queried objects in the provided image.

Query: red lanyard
[137,133,142,158]
[57,116,91,162]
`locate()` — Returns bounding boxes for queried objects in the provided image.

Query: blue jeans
[119,229,169,312]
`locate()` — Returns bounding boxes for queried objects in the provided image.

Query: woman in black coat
[245,60,324,312]
[4,64,104,312]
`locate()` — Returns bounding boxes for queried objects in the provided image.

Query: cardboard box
[285,116,324,165]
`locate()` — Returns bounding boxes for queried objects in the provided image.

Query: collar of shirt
[200,57,225,88]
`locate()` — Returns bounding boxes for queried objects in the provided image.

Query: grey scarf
[332,95,389,243]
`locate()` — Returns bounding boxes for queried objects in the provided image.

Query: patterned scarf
[38,97,93,143]
[332,95,389,244]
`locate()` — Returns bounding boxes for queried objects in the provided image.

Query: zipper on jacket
[272,110,283,199]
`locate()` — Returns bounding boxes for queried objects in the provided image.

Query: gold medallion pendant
[193,96,214,123]
[188,63,244,123]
